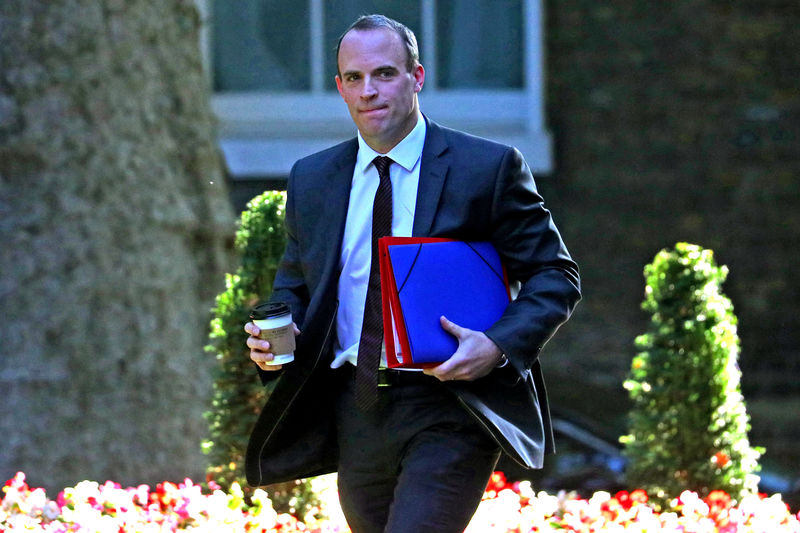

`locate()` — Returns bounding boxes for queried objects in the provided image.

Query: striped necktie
[354,156,393,410]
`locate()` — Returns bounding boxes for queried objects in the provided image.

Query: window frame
[199,0,552,178]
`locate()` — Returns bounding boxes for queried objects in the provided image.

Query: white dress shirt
[331,113,426,368]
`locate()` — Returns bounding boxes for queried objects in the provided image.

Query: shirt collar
[356,112,426,174]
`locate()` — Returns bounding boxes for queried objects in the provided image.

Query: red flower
[615,490,634,511]
[713,451,730,468]
[485,472,508,494]
[706,490,732,508]
[705,489,733,523]
[630,489,649,505]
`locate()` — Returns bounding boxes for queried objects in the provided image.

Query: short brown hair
[336,14,420,75]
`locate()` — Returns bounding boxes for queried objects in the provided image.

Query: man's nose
[360,76,377,99]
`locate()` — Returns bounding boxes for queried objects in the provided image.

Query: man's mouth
[361,106,387,114]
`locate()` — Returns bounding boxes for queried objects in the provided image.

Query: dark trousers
[334,368,501,533]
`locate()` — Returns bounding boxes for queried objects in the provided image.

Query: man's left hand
[423,316,504,382]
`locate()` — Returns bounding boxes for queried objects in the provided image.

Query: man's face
[336,28,425,153]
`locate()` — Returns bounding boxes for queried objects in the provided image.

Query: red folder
[379,237,511,369]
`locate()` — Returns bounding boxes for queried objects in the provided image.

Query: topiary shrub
[621,242,762,506]
[203,191,322,517]
[203,191,286,490]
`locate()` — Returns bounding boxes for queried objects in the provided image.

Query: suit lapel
[317,139,358,290]
[413,118,450,237]
[319,120,449,242]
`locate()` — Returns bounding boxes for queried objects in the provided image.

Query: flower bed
[470,472,799,532]
[2,471,798,532]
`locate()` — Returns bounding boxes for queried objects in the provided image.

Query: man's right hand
[245,321,301,371]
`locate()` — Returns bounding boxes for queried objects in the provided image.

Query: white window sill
[213,90,553,178]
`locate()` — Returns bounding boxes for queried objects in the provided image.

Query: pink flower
[4,471,799,532]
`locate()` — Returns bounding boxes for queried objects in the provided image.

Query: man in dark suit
[245,14,580,533]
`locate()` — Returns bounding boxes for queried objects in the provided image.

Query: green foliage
[202,191,324,517]
[621,243,762,506]
[203,191,286,490]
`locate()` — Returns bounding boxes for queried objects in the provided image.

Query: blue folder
[379,237,510,368]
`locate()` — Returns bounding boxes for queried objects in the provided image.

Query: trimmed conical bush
[621,243,761,505]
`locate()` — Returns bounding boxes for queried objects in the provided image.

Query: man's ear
[413,65,425,93]
[335,75,344,98]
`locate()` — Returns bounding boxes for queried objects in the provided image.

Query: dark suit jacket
[245,117,581,487]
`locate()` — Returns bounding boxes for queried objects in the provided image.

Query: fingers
[245,321,282,371]
[424,324,502,382]
[245,331,269,351]
[440,315,466,338]
[253,357,282,371]
[249,342,281,370]
[245,320,301,339]
[423,351,460,381]
[423,363,455,381]
[426,316,473,379]
[423,317,466,381]
[250,346,283,371]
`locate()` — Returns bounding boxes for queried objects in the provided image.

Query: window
[202,0,552,178]
[212,2,312,92]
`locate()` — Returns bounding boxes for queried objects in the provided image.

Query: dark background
[227,0,800,486]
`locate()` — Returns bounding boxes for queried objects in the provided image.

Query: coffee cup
[250,302,296,365]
